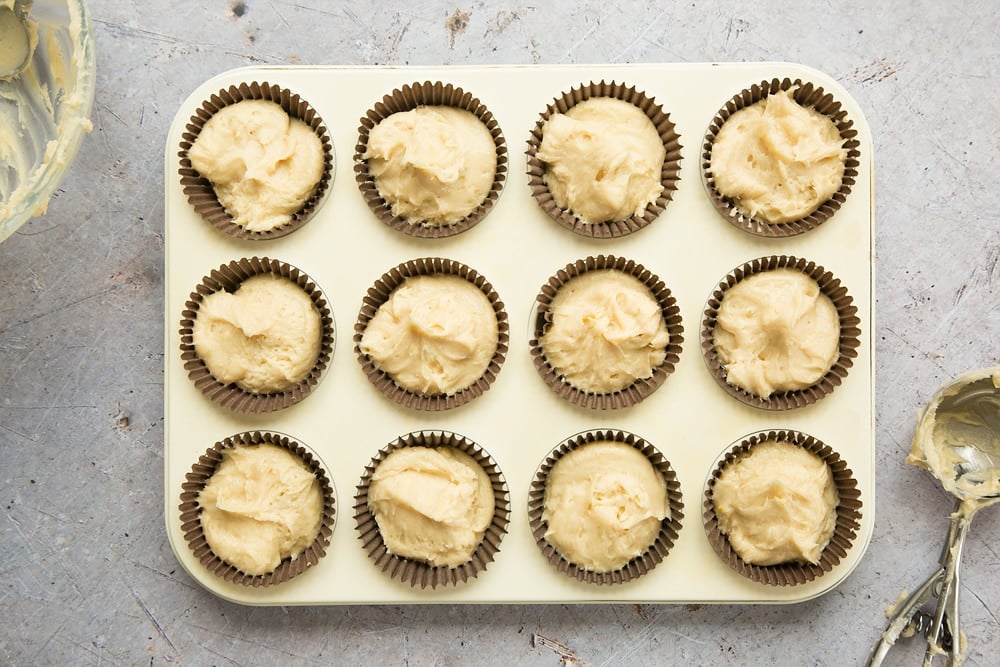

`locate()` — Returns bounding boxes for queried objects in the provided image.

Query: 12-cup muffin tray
[163,62,875,605]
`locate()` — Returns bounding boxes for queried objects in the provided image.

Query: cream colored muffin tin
[164,63,875,605]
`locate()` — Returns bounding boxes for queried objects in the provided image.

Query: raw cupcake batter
[709,87,847,223]
[367,446,494,567]
[359,274,498,396]
[199,444,324,576]
[192,273,323,394]
[543,441,668,573]
[712,439,839,565]
[540,269,668,393]
[536,97,665,223]
[188,99,325,232]
[714,268,840,398]
[364,106,496,225]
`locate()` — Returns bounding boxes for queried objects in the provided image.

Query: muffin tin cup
[353,430,511,589]
[701,77,861,238]
[177,81,335,240]
[530,254,683,410]
[702,429,863,586]
[526,80,683,239]
[353,257,509,411]
[527,429,684,585]
[353,80,508,238]
[178,430,337,588]
[700,255,861,410]
[179,256,335,414]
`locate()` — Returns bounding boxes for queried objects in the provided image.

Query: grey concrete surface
[1,0,998,665]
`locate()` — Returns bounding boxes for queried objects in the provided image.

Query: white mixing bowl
[0,0,96,243]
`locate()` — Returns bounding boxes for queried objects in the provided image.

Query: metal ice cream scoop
[867,366,1000,666]
[0,1,35,79]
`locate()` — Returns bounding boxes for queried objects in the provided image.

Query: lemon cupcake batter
[199,444,323,576]
[360,274,498,396]
[714,268,839,398]
[537,97,665,223]
[193,274,322,394]
[541,270,668,393]
[368,446,494,567]
[710,87,846,223]
[712,440,838,566]
[364,106,496,225]
[188,99,325,232]
[543,442,668,573]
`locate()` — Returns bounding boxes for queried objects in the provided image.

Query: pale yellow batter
[359,274,498,396]
[714,268,839,398]
[368,446,494,567]
[199,444,324,576]
[188,99,325,232]
[713,440,838,566]
[543,442,668,573]
[710,87,846,223]
[536,97,665,223]
[364,106,496,225]
[193,274,322,394]
[541,270,668,393]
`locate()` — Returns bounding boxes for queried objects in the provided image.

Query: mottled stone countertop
[1,1,997,664]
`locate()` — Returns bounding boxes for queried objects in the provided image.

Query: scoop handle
[921,504,973,667]
[865,567,944,665]
[866,501,971,666]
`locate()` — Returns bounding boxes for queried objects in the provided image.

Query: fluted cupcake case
[178,82,335,241]
[701,77,862,238]
[702,429,863,587]
[178,256,335,414]
[178,430,337,588]
[354,81,508,239]
[354,430,510,589]
[165,62,874,605]
[526,80,683,239]
[700,254,861,411]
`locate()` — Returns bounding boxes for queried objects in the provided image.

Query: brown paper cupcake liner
[179,256,335,414]
[702,429,863,586]
[701,77,861,238]
[530,255,683,410]
[178,81,335,241]
[527,429,684,585]
[353,430,510,589]
[526,80,682,239]
[701,255,860,410]
[353,257,509,411]
[353,81,508,239]
[178,430,337,587]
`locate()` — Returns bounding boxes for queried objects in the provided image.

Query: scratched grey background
[1,0,998,665]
